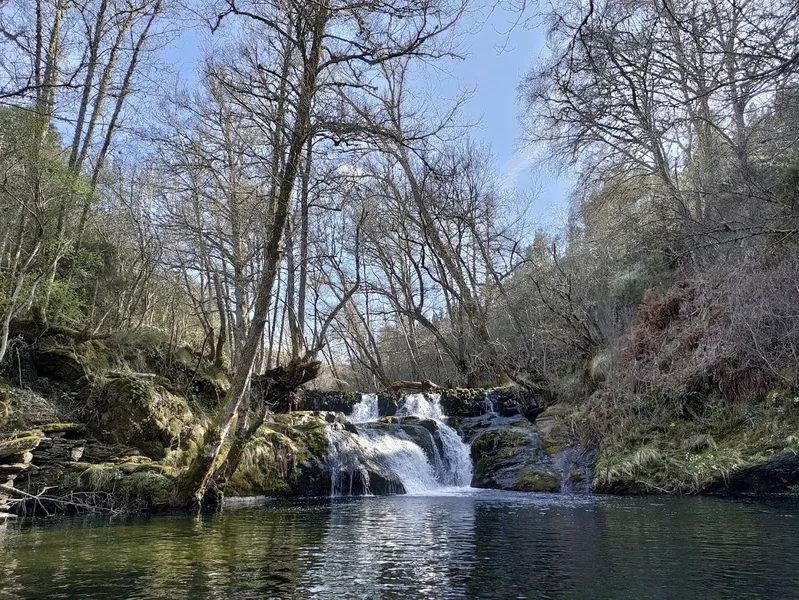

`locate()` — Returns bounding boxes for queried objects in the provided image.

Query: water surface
[1,491,797,599]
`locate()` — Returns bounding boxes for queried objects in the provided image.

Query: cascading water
[348,393,379,423]
[483,391,497,416]
[396,393,473,488]
[324,392,473,496]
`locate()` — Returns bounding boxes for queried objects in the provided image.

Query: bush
[616,253,799,402]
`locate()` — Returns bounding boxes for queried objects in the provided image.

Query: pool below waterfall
[2,492,799,599]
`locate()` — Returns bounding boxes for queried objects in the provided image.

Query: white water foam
[397,393,473,488]
[349,393,380,423]
[331,391,473,496]
[356,427,442,493]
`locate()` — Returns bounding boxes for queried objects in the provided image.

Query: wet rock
[439,386,546,421]
[514,471,560,492]
[296,391,361,413]
[705,452,799,495]
[460,410,595,494]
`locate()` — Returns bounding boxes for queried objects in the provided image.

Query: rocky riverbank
[3,326,799,518]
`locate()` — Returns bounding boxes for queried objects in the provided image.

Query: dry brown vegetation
[619,254,799,402]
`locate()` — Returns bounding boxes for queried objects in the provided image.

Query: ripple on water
[1,493,799,599]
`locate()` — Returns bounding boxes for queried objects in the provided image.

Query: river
[1,491,798,599]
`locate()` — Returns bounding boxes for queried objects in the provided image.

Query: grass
[586,389,799,493]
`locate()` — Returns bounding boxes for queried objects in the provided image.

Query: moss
[567,469,586,487]
[84,375,197,460]
[116,471,177,506]
[0,433,44,457]
[0,386,62,431]
[118,462,165,475]
[0,385,10,430]
[496,447,518,460]
[499,431,526,445]
[540,432,571,456]
[227,413,334,497]
[40,423,84,434]
[514,471,559,492]
[304,424,330,459]
[470,430,500,455]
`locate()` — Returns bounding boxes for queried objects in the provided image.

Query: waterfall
[355,427,442,493]
[324,392,473,496]
[324,424,374,496]
[483,391,497,416]
[397,393,473,488]
[349,393,379,423]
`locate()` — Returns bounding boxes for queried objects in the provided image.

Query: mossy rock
[296,391,361,413]
[535,412,575,457]
[35,338,112,387]
[227,413,335,498]
[514,471,559,492]
[0,432,44,458]
[77,465,177,509]
[83,375,197,460]
[15,461,178,512]
[40,423,85,435]
[0,385,64,432]
[567,469,587,487]
[117,461,166,475]
[0,385,10,430]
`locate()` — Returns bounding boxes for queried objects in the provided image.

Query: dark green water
[1,490,797,599]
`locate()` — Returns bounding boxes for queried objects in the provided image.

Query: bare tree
[176,0,464,506]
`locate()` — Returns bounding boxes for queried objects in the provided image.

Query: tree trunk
[175,4,329,508]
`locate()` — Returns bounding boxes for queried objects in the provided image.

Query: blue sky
[160,3,573,233]
[426,4,575,231]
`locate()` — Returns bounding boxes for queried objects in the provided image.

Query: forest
[1,0,798,510]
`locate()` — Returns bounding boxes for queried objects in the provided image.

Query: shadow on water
[1,492,799,599]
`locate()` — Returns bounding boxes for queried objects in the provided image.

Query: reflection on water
[1,491,798,599]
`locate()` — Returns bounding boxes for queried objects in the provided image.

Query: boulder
[227,411,417,498]
[439,386,546,421]
[227,412,337,497]
[705,453,799,495]
[82,375,197,460]
[460,409,595,493]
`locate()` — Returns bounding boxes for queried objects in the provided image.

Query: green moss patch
[514,471,559,492]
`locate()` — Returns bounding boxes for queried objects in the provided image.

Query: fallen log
[388,380,443,392]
